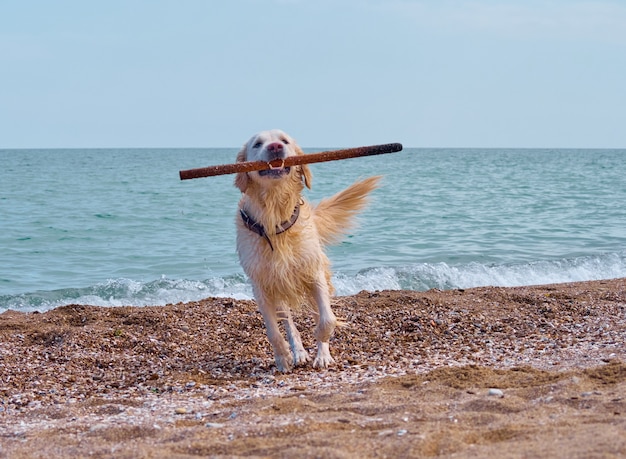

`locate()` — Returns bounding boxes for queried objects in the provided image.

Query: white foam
[2,251,625,312]
[331,251,626,295]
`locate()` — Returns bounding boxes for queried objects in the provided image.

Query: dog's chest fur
[236,202,331,305]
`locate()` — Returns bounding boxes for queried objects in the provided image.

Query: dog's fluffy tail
[313,176,381,245]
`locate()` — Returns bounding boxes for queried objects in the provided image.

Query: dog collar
[240,203,301,251]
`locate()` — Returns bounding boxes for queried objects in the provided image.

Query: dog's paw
[312,342,335,369]
[293,349,311,367]
[312,354,335,369]
[274,353,294,373]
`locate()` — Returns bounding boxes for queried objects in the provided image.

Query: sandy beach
[1,278,625,458]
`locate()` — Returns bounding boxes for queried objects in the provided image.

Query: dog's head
[234,129,312,193]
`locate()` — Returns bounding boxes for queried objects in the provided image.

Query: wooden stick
[179,143,403,180]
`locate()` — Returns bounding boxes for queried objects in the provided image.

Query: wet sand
[1,278,625,458]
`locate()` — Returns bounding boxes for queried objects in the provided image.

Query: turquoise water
[1,147,625,311]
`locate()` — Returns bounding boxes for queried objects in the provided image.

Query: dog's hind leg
[281,308,310,367]
[256,295,293,372]
[311,274,338,369]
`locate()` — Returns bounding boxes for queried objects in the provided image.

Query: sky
[1,0,625,149]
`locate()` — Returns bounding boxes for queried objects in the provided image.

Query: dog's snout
[266,141,286,161]
[267,142,284,154]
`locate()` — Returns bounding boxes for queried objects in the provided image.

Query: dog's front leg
[256,296,293,372]
[281,307,310,366]
[312,275,338,369]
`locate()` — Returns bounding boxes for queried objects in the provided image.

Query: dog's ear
[234,146,249,192]
[294,143,312,189]
[300,164,312,189]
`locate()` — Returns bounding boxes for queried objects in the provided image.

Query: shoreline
[1,278,625,457]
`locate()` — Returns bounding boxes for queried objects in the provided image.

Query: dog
[234,129,380,372]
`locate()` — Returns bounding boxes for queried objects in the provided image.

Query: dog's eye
[253,141,262,148]
[281,138,290,145]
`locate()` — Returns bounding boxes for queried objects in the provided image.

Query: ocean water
[1,147,625,312]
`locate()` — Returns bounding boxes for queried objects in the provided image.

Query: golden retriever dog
[235,129,380,372]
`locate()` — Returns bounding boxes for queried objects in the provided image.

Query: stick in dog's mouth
[268,159,285,170]
[258,159,290,178]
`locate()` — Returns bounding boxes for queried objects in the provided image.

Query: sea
[1,147,625,313]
